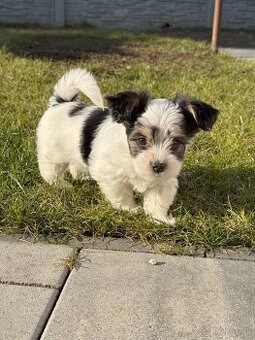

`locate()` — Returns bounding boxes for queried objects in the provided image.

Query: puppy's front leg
[143,178,178,225]
[99,181,138,212]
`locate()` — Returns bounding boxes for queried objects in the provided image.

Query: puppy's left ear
[174,94,219,133]
[106,91,149,126]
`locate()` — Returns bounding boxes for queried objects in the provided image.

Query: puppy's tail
[48,68,104,108]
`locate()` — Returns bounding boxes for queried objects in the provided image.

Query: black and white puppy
[37,69,218,225]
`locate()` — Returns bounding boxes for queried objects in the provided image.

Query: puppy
[37,69,218,225]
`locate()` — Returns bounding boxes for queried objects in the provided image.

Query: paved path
[219,48,255,60]
[1,236,255,340]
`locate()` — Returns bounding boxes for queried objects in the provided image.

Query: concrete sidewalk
[1,237,255,340]
[219,47,255,60]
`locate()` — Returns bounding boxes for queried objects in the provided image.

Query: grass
[0,26,254,253]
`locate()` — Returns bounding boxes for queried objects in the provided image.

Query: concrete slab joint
[53,0,65,27]
[0,237,74,340]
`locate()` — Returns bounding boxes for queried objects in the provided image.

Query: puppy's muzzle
[151,161,166,174]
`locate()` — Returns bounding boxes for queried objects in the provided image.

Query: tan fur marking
[187,104,199,124]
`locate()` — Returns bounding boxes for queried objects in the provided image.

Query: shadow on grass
[0,26,135,61]
[161,28,255,48]
[178,165,255,216]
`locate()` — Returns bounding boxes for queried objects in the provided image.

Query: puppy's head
[106,91,218,183]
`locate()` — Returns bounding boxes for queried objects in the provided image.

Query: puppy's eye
[137,137,147,146]
[172,139,181,146]
[171,138,185,150]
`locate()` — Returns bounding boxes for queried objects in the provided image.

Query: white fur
[37,69,187,225]
[49,68,104,108]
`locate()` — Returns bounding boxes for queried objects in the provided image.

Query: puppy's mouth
[153,172,163,177]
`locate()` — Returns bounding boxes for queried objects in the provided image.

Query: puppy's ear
[174,94,219,133]
[106,91,149,126]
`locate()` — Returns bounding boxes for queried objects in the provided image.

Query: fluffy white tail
[49,68,104,108]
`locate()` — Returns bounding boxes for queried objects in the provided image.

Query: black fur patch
[80,108,109,163]
[68,102,86,117]
[151,126,159,142]
[54,93,77,104]
[174,94,219,135]
[170,140,186,160]
[106,91,149,127]
[54,94,66,104]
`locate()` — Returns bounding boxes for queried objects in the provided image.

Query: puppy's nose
[152,161,166,174]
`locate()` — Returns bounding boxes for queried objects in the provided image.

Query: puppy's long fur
[37,69,218,224]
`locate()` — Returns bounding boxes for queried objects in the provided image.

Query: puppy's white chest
[129,176,149,193]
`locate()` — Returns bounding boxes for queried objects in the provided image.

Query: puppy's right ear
[106,91,149,127]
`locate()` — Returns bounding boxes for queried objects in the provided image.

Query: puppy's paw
[83,175,93,181]
[151,214,176,226]
[167,213,176,226]
[118,203,139,212]
[129,206,142,213]
[57,180,72,189]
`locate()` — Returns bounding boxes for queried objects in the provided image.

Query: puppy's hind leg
[99,181,138,211]
[38,159,70,187]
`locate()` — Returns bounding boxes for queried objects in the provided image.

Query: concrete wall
[0,0,53,26]
[0,0,255,30]
[0,0,65,27]
[65,0,212,30]
[221,0,255,29]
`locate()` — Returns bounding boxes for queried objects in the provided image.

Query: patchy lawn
[0,26,254,254]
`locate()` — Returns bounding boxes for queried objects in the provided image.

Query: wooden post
[211,0,223,52]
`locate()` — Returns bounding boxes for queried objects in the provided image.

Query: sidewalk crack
[37,246,83,339]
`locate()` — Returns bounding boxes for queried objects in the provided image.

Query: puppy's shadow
[177,166,254,216]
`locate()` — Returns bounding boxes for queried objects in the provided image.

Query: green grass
[0,26,254,253]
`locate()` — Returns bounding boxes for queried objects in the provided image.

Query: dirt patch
[18,38,131,60]
[15,36,212,70]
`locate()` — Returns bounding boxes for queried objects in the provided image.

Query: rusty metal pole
[211,0,223,52]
